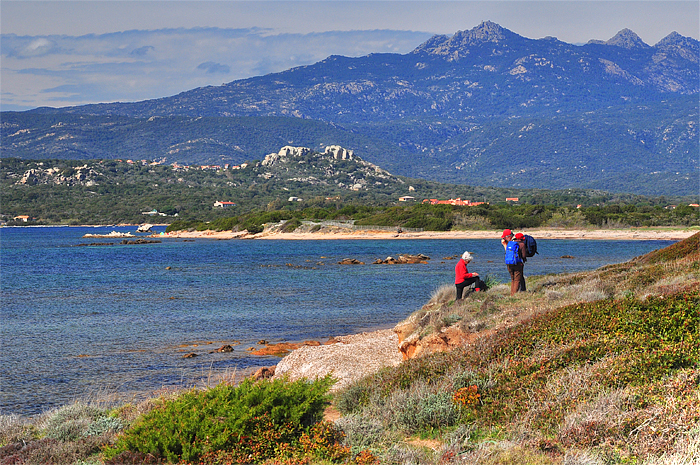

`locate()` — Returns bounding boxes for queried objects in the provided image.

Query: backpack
[504,241,523,265]
[523,234,538,257]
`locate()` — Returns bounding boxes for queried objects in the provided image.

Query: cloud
[130,46,154,57]
[1,27,432,110]
[4,37,59,58]
[197,61,230,74]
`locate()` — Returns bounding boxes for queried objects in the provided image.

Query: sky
[1,1,698,111]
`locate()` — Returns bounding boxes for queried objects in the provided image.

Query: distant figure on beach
[455,251,480,300]
[501,229,527,295]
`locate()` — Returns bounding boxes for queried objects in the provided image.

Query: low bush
[280,217,302,233]
[390,387,459,434]
[40,402,105,442]
[335,414,387,454]
[105,376,339,464]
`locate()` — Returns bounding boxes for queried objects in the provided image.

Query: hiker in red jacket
[455,251,480,300]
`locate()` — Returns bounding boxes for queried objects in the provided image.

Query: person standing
[501,230,527,295]
[455,251,480,300]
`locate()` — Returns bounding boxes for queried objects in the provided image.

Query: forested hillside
[2,155,697,227]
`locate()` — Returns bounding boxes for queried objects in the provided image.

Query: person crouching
[455,251,480,300]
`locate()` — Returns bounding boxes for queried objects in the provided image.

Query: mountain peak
[463,20,510,42]
[450,21,520,46]
[605,28,650,49]
[653,31,700,64]
[412,21,519,56]
[655,31,699,49]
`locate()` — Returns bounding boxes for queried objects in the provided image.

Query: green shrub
[41,402,104,442]
[165,219,201,233]
[281,218,302,233]
[389,384,460,434]
[209,216,239,231]
[483,274,503,289]
[449,368,493,393]
[334,380,372,415]
[335,414,387,454]
[83,416,124,437]
[105,376,335,463]
[242,220,264,234]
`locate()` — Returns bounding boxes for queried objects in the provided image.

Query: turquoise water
[0,226,676,415]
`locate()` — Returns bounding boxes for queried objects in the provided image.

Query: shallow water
[0,226,675,415]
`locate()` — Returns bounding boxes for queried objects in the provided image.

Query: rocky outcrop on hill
[17,164,101,187]
[257,145,399,192]
[323,145,353,160]
[261,146,311,166]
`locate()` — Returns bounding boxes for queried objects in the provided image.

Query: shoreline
[161,227,698,241]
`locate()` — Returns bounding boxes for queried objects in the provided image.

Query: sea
[0,226,677,416]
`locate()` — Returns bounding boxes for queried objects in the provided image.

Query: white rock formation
[261,146,312,166]
[323,145,354,160]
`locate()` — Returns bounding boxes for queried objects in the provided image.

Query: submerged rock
[373,254,430,264]
[120,239,162,245]
[214,344,234,353]
[338,258,364,265]
[251,340,321,356]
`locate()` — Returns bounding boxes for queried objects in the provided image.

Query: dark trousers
[456,277,479,300]
[507,264,526,295]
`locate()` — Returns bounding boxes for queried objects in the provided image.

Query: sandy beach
[161,227,698,241]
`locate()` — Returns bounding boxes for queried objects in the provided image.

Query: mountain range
[2,22,698,196]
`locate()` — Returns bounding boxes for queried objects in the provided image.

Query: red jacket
[455,259,474,284]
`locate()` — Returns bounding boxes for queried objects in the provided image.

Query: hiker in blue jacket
[501,229,527,295]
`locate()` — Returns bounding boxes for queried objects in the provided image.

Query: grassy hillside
[334,232,700,464]
[0,235,698,464]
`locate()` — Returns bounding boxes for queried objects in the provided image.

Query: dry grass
[400,233,699,351]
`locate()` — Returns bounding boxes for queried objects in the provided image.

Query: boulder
[251,366,276,380]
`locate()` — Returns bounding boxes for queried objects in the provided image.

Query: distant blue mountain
[4,22,698,196]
